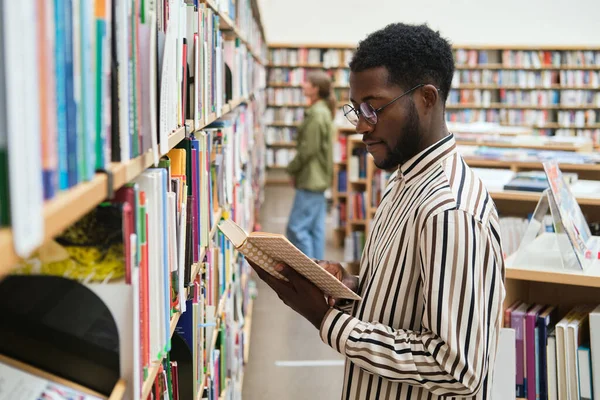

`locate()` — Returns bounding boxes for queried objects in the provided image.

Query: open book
[218,219,361,301]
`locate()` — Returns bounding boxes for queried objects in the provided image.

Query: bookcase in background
[263,43,356,186]
[0,0,267,399]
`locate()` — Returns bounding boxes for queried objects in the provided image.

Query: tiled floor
[242,186,346,400]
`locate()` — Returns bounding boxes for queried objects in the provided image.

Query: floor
[242,186,346,400]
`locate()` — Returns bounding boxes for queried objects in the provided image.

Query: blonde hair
[307,71,337,118]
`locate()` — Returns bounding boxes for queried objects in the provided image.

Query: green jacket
[286,100,334,192]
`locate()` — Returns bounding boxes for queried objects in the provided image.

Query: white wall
[257,0,600,46]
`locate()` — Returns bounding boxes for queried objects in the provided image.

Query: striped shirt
[320,134,506,399]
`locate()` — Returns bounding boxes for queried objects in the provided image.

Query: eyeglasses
[342,83,425,126]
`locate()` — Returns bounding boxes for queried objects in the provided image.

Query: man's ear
[420,84,440,112]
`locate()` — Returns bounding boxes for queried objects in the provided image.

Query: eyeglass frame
[343,83,440,126]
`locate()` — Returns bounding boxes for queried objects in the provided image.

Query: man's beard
[375,100,421,171]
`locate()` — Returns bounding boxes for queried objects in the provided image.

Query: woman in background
[286,71,335,260]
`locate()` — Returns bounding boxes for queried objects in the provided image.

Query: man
[250,23,505,399]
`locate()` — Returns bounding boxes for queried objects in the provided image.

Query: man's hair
[350,23,454,102]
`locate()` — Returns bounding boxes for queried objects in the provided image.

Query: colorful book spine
[64,0,79,187]
[54,0,69,189]
[81,0,96,181]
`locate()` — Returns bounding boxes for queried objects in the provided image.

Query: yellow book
[218,218,361,301]
[167,148,186,176]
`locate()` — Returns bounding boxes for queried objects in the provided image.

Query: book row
[0,0,265,209]
[1,99,259,398]
[264,108,305,125]
[265,148,296,167]
[504,302,600,400]
[448,89,600,107]
[454,49,600,68]
[270,48,355,68]
[348,148,368,181]
[267,68,351,86]
[265,127,297,145]
[452,70,600,88]
[343,231,366,263]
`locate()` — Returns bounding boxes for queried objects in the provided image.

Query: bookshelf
[265,44,356,185]
[0,0,266,399]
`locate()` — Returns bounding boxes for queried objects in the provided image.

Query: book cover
[218,218,360,300]
[64,0,79,187]
[526,304,546,400]
[54,0,69,189]
[512,303,530,398]
[38,0,59,199]
[590,305,600,400]
[537,305,557,400]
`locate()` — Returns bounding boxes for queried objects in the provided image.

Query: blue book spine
[538,315,550,400]
[94,18,106,169]
[64,0,78,187]
[54,0,68,190]
[81,0,95,181]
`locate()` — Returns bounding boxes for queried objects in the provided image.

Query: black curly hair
[350,23,454,102]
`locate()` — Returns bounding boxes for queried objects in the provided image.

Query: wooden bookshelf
[202,0,266,64]
[455,64,600,71]
[453,84,600,90]
[0,90,262,276]
[455,139,593,152]
[447,104,600,110]
[267,122,300,127]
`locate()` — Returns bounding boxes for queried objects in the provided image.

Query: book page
[245,235,360,300]
[0,361,104,400]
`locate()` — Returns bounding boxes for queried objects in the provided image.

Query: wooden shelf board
[267,122,300,127]
[463,158,600,172]
[452,84,600,90]
[269,43,600,51]
[456,64,600,71]
[489,190,600,206]
[107,379,127,400]
[266,178,291,185]
[455,139,591,152]
[266,141,297,148]
[0,87,263,275]
[350,220,367,225]
[447,104,600,110]
[349,180,367,185]
[267,103,308,108]
[269,63,343,69]
[506,265,600,288]
[266,165,288,170]
[203,0,266,64]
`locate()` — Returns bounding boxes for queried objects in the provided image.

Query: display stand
[511,162,600,272]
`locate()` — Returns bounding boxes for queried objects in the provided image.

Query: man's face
[349,67,421,170]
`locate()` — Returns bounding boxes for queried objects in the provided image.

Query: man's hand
[316,260,359,307]
[247,260,330,329]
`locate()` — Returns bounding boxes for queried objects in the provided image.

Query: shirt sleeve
[286,114,324,175]
[319,209,505,397]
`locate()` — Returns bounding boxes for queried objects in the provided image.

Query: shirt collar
[398,133,457,185]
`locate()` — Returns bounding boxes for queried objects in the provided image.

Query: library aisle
[243,186,345,400]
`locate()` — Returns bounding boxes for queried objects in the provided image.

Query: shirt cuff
[319,308,360,354]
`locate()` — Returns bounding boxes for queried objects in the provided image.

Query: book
[218,218,360,300]
[537,305,557,400]
[578,346,593,400]
[547,328,558,400]
[526,304,546,400]
[2,0,45,257]
[512,302,530,398]
[590,305,600,400]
